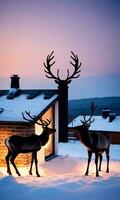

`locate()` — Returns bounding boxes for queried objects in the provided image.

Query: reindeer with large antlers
[44,51,82,142]
[5,111,56,177]
[73,102,111,177]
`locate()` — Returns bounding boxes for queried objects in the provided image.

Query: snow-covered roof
[0,89,58,123]
[69,115,120,132]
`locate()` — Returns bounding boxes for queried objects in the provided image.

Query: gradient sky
[0,0,120,99]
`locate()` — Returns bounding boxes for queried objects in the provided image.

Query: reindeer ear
[67,80,71,84]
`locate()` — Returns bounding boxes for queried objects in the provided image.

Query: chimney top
[109,113,116,123]
[10,74,20,89]
[102,109,110,119]
[11,74,19,77]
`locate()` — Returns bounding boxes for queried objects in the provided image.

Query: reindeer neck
[38,129,49,146]
[75,126,91,147]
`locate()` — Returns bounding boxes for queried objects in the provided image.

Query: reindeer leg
[85,150,92,176]
[10,152,21,176]
[34,151,40,177]
[99,154,103,171]
[29,152,34,175]
[5,150,12,175]
[106,148,110,173]
[95,152,99,177]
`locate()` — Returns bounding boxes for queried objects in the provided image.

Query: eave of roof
[0,89,58,123]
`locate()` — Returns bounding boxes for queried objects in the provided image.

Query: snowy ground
[0,141,120,200]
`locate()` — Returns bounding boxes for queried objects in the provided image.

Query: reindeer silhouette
[5,111,56,177]
[44,51,82,142]
[73,102,111,177]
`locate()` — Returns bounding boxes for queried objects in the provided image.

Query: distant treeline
[68,97,120,123]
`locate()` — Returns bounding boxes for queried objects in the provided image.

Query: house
[0,75,59,167]
[68,112,120,144]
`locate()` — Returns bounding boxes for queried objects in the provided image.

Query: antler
[39,118,51,126]
[66,51,82,82]
[44,51,60,82]
[22,111,51,127]
[44,51,82,84]
[81,101,97,125]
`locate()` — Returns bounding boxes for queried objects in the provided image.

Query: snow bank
[58,141,120,161]
[0,157,120,200]
[0,142,120,200]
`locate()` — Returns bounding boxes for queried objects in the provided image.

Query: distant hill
[68,97,120,123]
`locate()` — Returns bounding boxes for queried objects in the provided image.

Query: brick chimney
[102,109,110,119]
[10,74,20,89]
[109,113,116,122]
[7,75,20,99]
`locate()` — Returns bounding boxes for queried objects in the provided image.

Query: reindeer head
[22,111,56,134]
[44,51,82,85]
[80,101,97,130]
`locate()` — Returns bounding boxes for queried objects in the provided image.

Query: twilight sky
[0,0,120,99]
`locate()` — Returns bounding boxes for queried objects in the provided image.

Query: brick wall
[0,124,35,167]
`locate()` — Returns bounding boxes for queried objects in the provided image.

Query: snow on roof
[0,90,58,123]
[69,115,120,132]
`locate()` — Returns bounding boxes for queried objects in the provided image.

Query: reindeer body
[73,102,111,177]
[5,127,51,153]
[5,113,56,177]
[5,135,42,153]
[78,127,110,151]
[89,131,110,151]
[74,125,111,177]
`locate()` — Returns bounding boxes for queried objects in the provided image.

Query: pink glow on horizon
[0,0,120,79]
